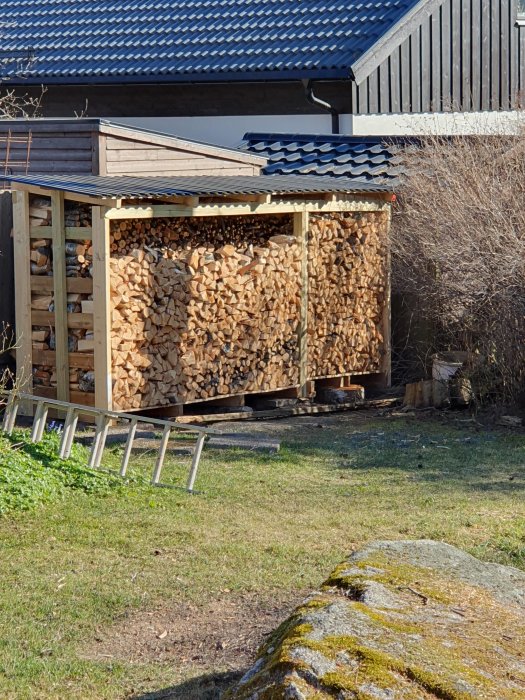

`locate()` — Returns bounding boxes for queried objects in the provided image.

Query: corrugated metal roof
[6,173,392,198]
[0,0,421,83]
[240,133,403,183]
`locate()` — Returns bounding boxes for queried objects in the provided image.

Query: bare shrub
[0,87,46,118]
[392,133,525,405]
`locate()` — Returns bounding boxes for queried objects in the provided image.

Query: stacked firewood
[109,215,301,410]
[307,212,387,377]
[29,196,95,395]
[110,215,291,255]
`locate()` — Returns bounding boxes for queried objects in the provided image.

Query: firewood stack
[109,215,301,410]
[307,212,387,377]
[29,196,95,397]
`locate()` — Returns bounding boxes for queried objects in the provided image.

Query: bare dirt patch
[86,590,303,673]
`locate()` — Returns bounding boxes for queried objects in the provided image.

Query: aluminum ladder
[1,391,220,492]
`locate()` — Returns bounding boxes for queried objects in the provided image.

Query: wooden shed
[0,119,266,372]
[9,173,392,415]
[0,118,266,178]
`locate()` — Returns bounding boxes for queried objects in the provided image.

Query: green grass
[0,414,524,699]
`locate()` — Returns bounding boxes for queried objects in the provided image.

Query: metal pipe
[303,79,340,134]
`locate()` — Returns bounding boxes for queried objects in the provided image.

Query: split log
[307,212,387,378]
[109,214,301,410]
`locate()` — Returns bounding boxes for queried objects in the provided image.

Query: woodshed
[9,173,392,416]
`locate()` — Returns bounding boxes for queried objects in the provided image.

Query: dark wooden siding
[353,0,525,113]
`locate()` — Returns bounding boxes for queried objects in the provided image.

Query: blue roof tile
[239,133,402,183]
[0,0,421,83]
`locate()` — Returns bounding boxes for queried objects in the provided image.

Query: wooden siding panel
[471,0,481,110]
[441,0,452,109]
[106,160,260,176]
[367,70,379,113]
[350,0,520,114]
[462,0,472,110]
[420,16,431,110]
[481,0,491,109]
[410,31,421,111]
[451,0,461,109]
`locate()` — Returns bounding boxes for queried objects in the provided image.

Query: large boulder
[226,540,525,699]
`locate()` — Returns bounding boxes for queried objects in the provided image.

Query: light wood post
[92,206,112,410]
[13,190,33,413]
[51,191,69,402]
[294,210,309,397]
[381,206,392,387]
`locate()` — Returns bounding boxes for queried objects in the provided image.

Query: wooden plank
[106,148,208,162]
[31,276,93,294]
[481,0,491,109]
[32,349,95,370]
[51,191,69,403]
[105,198,390,220]
[409,30,421,112]
[294,211,309,397]
[451,0,462,109]
[31,310,93,329]
[382,208,392,388]
[12,183,117,207]
[30,226,92,240]
[431,8,441,109]
[99,124,265,166]
[491,0,500,109]
[97,134,107,176]
[461,0,472,110]
[105,160,260,175]
[176,397,398,424]
[441,0,451,109]
[92,206,112,411]
[33,385,96,406]
[471,0,481,110]
[420,15,431,110]
[12,190,33,410]
[500,0,510,109]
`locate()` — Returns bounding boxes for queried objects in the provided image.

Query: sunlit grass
[0,415,524,698]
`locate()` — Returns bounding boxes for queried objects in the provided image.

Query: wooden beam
[295,211,310,397]
[30,276,93,294]
[12,190,33,412]
[11,184,117,207]
[51,191,69,403]
[30,225,92,241]
[105,198,390,220]
[381,208,392,387]
[92,206,112,411]
[31,310,93,329]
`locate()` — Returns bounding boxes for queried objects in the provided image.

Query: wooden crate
[12,186,392,414]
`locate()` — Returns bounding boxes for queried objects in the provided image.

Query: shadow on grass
[209,422,525,495]
[131,670,242,700]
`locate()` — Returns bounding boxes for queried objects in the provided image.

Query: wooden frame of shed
[11,177,392,416]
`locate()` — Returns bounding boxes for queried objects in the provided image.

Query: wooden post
[295,210,309,398]
[381,206,392,387]
[92,206,112,411]
[51,191,69,402]
[12,190,32,414]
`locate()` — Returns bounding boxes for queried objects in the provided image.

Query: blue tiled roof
[0,0,421,83]
[239,133,403,183]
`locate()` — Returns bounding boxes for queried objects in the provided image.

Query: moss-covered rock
[224,540,525,699]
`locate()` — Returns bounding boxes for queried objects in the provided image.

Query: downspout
[303,79,340,134]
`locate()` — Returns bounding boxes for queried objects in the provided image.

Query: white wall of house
[115,111,525,147]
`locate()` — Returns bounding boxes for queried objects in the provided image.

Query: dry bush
[0,87,46,119]
[392,133,525,404]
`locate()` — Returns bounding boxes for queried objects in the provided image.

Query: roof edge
[4,68,352,87]
[350,0,444,85]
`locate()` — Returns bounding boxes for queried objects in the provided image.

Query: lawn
[0,411,524,699]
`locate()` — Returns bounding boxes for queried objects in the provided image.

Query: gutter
[303,79,340,134]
